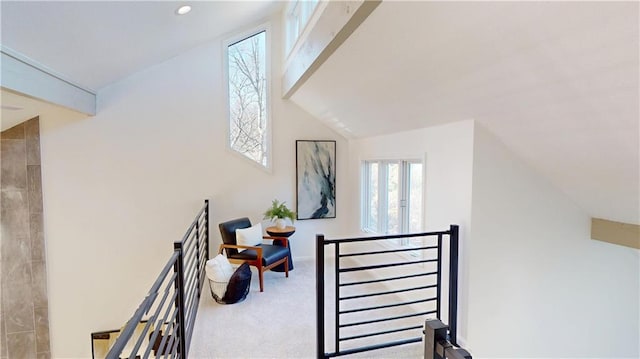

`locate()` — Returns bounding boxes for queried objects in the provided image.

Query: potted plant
[263,199,296,229]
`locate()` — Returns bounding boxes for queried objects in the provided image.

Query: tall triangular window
[226,29,270,168]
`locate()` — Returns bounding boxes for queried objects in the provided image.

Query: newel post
[316,234,325,359]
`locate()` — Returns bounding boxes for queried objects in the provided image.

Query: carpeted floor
[189,258,426,359]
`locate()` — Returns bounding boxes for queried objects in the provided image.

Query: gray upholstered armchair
[218,217,289,292]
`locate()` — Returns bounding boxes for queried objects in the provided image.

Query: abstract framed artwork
[296,140,336,220]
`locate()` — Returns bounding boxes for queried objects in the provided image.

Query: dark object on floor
[209,263,252,304]
[223,263,252,304]
[218,217,290,292]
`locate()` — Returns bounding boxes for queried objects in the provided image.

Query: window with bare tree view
[227,30,269,167]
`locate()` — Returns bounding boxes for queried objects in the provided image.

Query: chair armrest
[218,243,263,257]
[262,236,289,248]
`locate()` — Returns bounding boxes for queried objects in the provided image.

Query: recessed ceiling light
[176,5,191,15]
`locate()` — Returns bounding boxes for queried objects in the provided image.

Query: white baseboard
[455,335,470,351]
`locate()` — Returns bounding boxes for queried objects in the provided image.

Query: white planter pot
[275,218,286,229]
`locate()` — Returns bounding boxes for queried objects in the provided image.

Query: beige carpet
[189,258,427,359]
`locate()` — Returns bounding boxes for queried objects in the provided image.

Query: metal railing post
[316,234,325,359]
[334,243,340,354]
[205,199,210,260]
[448,225,459,346]
[195,218,201,298]
[424,318,472,359]
[436,234,443,320]
[423,319,448,359]
[174,242,187,358]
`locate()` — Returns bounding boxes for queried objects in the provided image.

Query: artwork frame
[296,140,336,220]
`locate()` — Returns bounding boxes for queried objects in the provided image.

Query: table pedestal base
[271,239,293,272]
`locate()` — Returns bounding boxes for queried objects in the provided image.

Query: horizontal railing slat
[340,310,437,328]
[339,324,423,341]
[176,202,208,245]
[339,258,438,272]
[327,337,423,358]
[340,284,437,300]
[339,297,436,314]
[105,200,209,359]
[107,250,180,358]
[339,245,438,257]
[325,230,450,244]
[143,293,178,359]
[340,271,437,287]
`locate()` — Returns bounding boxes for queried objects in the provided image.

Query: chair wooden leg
[284,257,289,278]
[258,265,264,292]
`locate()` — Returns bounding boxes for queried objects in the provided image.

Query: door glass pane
[408,162,423,233]
[367,163,379,231]
[387,162,400,234]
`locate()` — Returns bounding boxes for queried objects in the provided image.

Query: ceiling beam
[591,218,640,250]
[282,0,381,99]
[1,46,96,116]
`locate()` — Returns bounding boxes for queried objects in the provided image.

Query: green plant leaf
[263,199,296,221]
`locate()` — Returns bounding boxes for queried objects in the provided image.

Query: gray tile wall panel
[1,118,50,359]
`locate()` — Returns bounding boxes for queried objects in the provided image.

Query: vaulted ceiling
[291,1,639,224]
[1,1,638,224]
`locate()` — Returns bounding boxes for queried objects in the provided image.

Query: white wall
[346,120,475,340]
[468,124,640,357]
[346,120,640,357]
[39,11,348,358]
